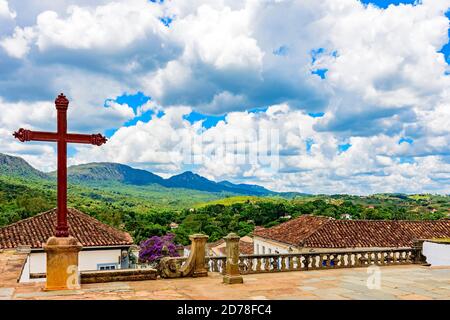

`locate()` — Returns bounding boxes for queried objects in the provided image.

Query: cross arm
[13,128,58,142]
[66,133,107,146]
[13,128,107,146]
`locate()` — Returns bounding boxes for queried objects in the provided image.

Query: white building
[0,208,134,282]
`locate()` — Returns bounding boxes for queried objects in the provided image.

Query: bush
[138,233,179,263]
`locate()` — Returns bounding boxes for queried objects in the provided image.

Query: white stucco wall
[20,248,123,282]
[423,241,450,266]
[253,237,293,254]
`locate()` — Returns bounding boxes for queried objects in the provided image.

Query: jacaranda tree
[138,233,179,264]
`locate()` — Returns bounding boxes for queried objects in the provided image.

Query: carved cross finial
[91,133,108,146]
[55,93,69,109]
[13,128,31,142]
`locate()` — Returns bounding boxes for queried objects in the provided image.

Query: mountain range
[0,153,276,196]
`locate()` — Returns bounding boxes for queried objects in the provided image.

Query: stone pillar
[43,236,82,291]
[189,234,209,277]
[223,233,243,284]
[412,239,429,265]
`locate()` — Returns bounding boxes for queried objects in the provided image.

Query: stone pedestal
[43,236,82,291]
[189,234,209,277]
[223,233,243,284]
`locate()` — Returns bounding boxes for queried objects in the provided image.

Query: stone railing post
[159,234,208,278]
[185,233,209,277]
[223,233,243,284]
[412,239,429,265]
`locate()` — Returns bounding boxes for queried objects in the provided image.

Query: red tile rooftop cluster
[253,215,450,248]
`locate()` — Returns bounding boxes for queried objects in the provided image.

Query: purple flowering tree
[139,233,179,264]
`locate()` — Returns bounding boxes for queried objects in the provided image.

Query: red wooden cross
[13,93,107,237]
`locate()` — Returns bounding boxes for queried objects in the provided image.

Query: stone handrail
[207,247,422,274]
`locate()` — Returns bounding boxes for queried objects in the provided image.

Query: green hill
[0,153,48,179]
[52,162,165,185]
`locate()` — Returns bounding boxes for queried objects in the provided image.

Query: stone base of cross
[43,236,82,291]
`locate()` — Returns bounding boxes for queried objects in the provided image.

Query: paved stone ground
[1,251,449,300]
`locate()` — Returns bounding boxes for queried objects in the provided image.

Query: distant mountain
[0,153,277,196]
[164,171,225,192]
[65,164,275,195]
[218,180,274,195]
[60,162,165,185]
[0,153,48,179]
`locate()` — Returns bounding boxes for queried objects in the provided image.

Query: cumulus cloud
[0,0,449,194]
[0,0,15,19]
[72,104,450,194]
[0,26,35,58]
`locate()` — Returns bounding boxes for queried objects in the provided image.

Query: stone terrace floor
[1,251,449,300]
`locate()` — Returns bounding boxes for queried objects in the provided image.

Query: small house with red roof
[0,208,134,282]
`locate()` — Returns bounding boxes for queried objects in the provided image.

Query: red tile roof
[239,240,254,255]
[253,215,332,246]
[253,215,450,248]
[207,237,254,255]
[0,208,133,249]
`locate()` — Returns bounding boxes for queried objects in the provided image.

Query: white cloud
[71,104,450,194]
[0,0,449,194]
[35,1,165,51]
[0,26,34,58]
[0,0,15,19]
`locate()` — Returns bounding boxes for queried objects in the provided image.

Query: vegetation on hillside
[0,174,448,246]
[0,153,448,246]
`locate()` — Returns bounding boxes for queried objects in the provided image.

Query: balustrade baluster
[280,256,286,271]
[265,257,270,272]
[339,254,345,268]
[311,255,318,270]
[247,257,254,273]
[256,257,262,272]
[296,255,302,270]
[222,258,227,275]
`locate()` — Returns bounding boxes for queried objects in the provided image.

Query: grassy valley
[0,153,449,246]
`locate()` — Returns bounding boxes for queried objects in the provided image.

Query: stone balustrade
[206,247,421,275]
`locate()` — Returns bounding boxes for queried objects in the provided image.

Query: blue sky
[360,0,419,8]
[0,0,449,194]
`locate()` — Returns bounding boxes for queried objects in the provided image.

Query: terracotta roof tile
[0,208,133,249]
[253,215,450,248]
[253,215,332,246]
[239,240,254,254]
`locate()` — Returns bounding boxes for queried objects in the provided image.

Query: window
[262,246,265,254]
[97,263,117,271]
[256,244,259,254]
[268,248,272,254]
